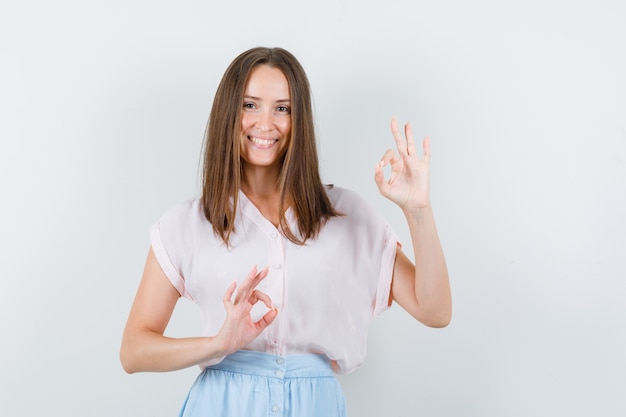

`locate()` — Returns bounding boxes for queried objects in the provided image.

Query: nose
[256,108,274,132]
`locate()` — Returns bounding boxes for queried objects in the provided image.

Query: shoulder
[153,196,209,238]
[325,185,367,208]
[151,196,214,256]
[157,197,204,224]
[325,185,381,222]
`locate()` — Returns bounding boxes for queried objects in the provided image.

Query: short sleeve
[148,200,201,300]
[373,223,399,316]
[150,222,187,297]
[325,186,400,319]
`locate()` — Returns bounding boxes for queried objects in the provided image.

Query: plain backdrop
[1,1,625,416]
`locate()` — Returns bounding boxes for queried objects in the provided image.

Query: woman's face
[240,65,292,171]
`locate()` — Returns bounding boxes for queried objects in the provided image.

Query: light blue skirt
[178,350,347,417]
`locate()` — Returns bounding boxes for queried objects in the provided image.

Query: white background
[1,1,625,416]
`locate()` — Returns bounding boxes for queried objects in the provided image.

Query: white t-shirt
[150,186,399,374]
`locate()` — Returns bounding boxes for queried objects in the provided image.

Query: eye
[276,105,290,113]
[243,102,256,110]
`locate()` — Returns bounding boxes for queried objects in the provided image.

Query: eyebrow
[244,95,291,103]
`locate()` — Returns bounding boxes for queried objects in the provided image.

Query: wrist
[204,335,231,360]
[401,204,432,218]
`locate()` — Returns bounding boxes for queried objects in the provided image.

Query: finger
[247,265,269,288]
[222,281,237,305]
[405,122,417,156]
[249,289,274,309]
[233,265,258,304]
[374,160,385,186]
[255,266,270,283]
[374,159,386,189]
[255,307,278,330]
[379,149,399,166]
[236,265,271,305]
[375,149,397,186]
[390,116,407,155]
[243,265,258,286]
[246,266,270,294]
[423,136,431,163]
[241,265,266,290]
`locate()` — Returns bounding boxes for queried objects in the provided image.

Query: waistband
[206,350,334,379]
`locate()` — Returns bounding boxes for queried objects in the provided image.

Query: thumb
[255,308,278,330]
[374,161,387,191]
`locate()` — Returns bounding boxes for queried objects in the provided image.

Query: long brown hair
[202,47,338,245]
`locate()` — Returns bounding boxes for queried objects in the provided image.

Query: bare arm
[120,248,277,373]
[375,117,452,327]
[390,209,451,327]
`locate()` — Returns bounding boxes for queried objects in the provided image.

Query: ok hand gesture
[215,266,277,355]
[374,117,431,211]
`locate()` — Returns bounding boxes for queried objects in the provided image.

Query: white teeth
[250,137,275,146]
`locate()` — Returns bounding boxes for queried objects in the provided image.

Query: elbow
[119,341,140,374]
[120,358,135,375]
[426,314,451,328]
[419,306,452,328]
[119,350,134,374]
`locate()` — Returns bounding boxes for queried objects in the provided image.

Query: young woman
[120,47,451,417]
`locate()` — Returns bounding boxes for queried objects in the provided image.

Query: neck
[241,164,288,227]
[241,163,281,199]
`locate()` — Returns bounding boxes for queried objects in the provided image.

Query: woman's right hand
[120,250,277,374]
[214,266,278,355]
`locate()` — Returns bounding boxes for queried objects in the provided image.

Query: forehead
[244,65,290,98]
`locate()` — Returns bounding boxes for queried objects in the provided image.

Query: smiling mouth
[248,136,278,147]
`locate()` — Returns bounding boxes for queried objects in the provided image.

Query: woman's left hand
[375,117,431,210]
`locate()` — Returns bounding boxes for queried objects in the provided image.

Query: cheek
[240,113,252,130]
[280,118,291,134]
